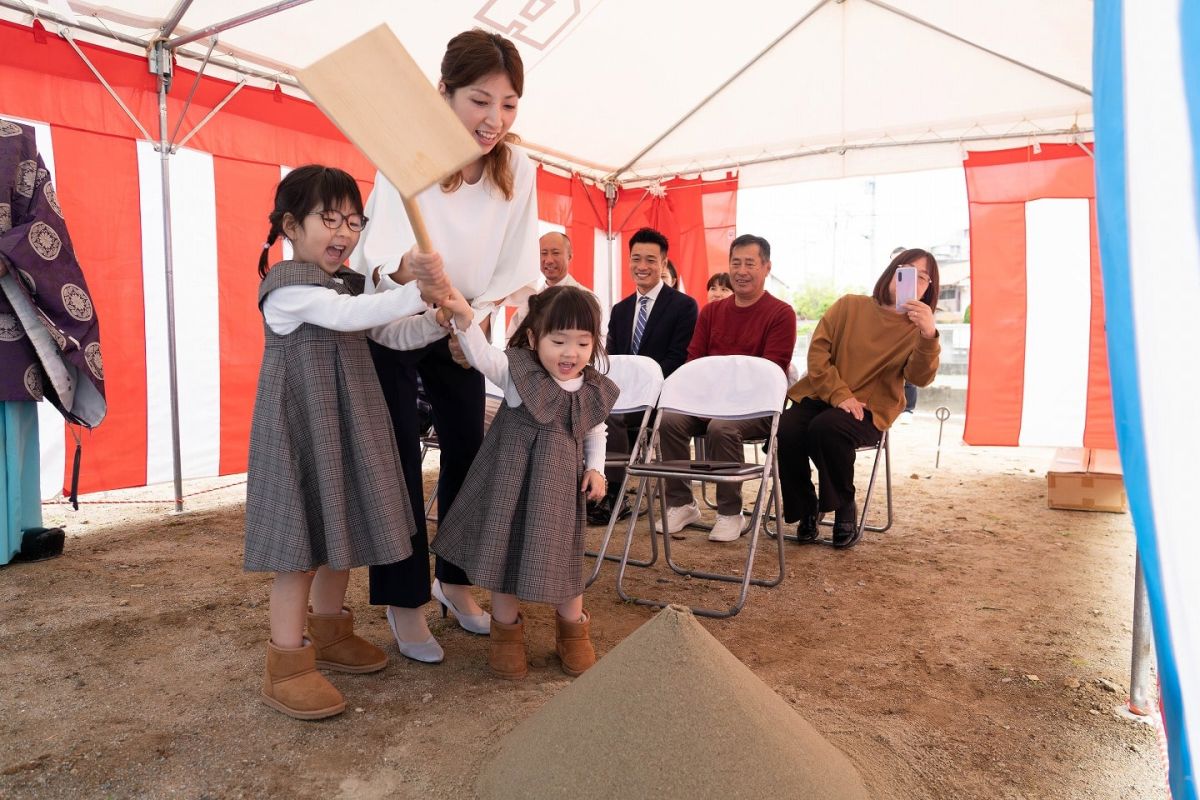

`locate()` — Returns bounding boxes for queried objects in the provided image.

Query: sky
[737,168,970,294]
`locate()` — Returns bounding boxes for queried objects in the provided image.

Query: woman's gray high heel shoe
[432,580,491,635]
[385,606,444,664]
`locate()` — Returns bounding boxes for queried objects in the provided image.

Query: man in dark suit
[588,227,698,524]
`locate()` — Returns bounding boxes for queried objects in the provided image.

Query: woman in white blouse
[351,29,539,662]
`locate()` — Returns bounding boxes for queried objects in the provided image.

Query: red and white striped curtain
[0,19,375,497]
[963,144,1116,449]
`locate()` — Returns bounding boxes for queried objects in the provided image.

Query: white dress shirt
[262,279,440,350]
[630,279,665,342]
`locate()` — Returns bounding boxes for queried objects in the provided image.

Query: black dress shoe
[587,496,615,526]
[12,527,65,563]
[831,503,859,548]
[795,512,819,543]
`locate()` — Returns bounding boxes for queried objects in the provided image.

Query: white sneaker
[708,512,746,542]
[655,502,701,534]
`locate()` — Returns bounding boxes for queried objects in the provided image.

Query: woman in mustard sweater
[778,248,941,547]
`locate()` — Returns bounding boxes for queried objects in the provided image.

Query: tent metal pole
[617,127,1094,186]
[605,183,617,309]
[159,0,196,38]
[604,0,833,182]
[1128,551,1154,715]
[174,80,247,152]
[861,0,1091,97]
[153,41,185,513]
[0,0,299,87]
[168,0,316,50]
[169,36,219,147]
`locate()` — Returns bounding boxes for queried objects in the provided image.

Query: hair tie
[263,242,271,250]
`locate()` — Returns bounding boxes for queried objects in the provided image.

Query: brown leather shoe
[555,610,597,677]
[307,607,388,673]
[488,614,528,680]
[261,639,346,720]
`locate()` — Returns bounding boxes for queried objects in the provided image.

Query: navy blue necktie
[631,295,650,354]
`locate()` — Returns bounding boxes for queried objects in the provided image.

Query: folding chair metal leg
[419,439,439,523]
[814,430,892,545]
[615,464,786,619]
[696,437,719,511]
[585,473,659,587]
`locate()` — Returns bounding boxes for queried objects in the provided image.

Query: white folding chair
[699,361,799,507]
[586,355,665,586]
[615,356,788,618]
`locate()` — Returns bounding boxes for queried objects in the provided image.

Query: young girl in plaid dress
[245,165,444,719]
[431,285,619,679]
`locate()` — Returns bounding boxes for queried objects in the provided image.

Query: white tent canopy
[0,0,1093,186]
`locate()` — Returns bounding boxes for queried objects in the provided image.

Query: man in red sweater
[656,234,797,542]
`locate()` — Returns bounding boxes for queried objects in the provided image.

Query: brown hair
[258,165,364,277]
[871,247,940,312]
[439,29,524,200]
[507,285,608,371]
[706,272,733,292]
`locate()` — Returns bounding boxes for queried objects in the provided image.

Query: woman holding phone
[351,29,539,661]
[776,248,941,548]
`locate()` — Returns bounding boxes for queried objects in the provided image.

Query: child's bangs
[308,168,363,214]
[534,290,601,339]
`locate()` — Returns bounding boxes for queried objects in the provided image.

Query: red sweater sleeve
[762,302,797,372]
[686,303,713,362]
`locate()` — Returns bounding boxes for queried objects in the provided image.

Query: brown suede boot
[307,607,388,673]
[261,639,346,720]
[555,610,596,677]
[488,614,528,680]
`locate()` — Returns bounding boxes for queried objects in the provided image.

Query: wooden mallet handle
[402,196,434,254]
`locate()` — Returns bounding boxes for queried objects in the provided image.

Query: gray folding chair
[615,355,788,618]
[586,355,664,587]
[418,432,440,521]
[769,428,893,548]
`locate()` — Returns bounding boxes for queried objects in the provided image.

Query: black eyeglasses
[308,210,368,232]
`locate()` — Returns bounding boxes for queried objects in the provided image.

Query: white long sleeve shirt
[351,144,540,346]
[454,321,606,473]
[262,279,441,350]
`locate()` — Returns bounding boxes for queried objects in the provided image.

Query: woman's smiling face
[444,71,519,155]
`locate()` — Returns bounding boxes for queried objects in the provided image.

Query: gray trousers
[658,412,772,515]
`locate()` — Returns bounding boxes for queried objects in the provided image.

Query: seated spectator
[662,259,679,290]
[706,272,733,303]
[588,228,697,525]
[656,234,796,542]
[777,248,941,547]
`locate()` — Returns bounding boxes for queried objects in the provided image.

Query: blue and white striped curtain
[1094,2,1199,798]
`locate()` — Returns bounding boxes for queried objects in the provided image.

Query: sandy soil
[0,413,1166,799]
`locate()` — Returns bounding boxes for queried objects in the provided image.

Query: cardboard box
[1046,448,1128,513]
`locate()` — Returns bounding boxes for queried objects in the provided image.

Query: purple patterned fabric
[0,118,105,427]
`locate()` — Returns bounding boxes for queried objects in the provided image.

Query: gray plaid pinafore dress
[431,348,619,604]
[243,261,415,572]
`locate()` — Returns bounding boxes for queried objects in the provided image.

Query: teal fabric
[1,401,42,565]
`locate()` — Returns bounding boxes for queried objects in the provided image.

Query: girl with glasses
[246,165,444,719]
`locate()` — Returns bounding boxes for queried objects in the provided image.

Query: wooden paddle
[296,24,481,257]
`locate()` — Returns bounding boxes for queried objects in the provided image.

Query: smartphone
[895,266,918,309]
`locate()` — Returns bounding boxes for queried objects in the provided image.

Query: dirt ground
[0,413,1167,799]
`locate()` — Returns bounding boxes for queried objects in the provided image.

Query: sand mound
[477,605,870,799]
